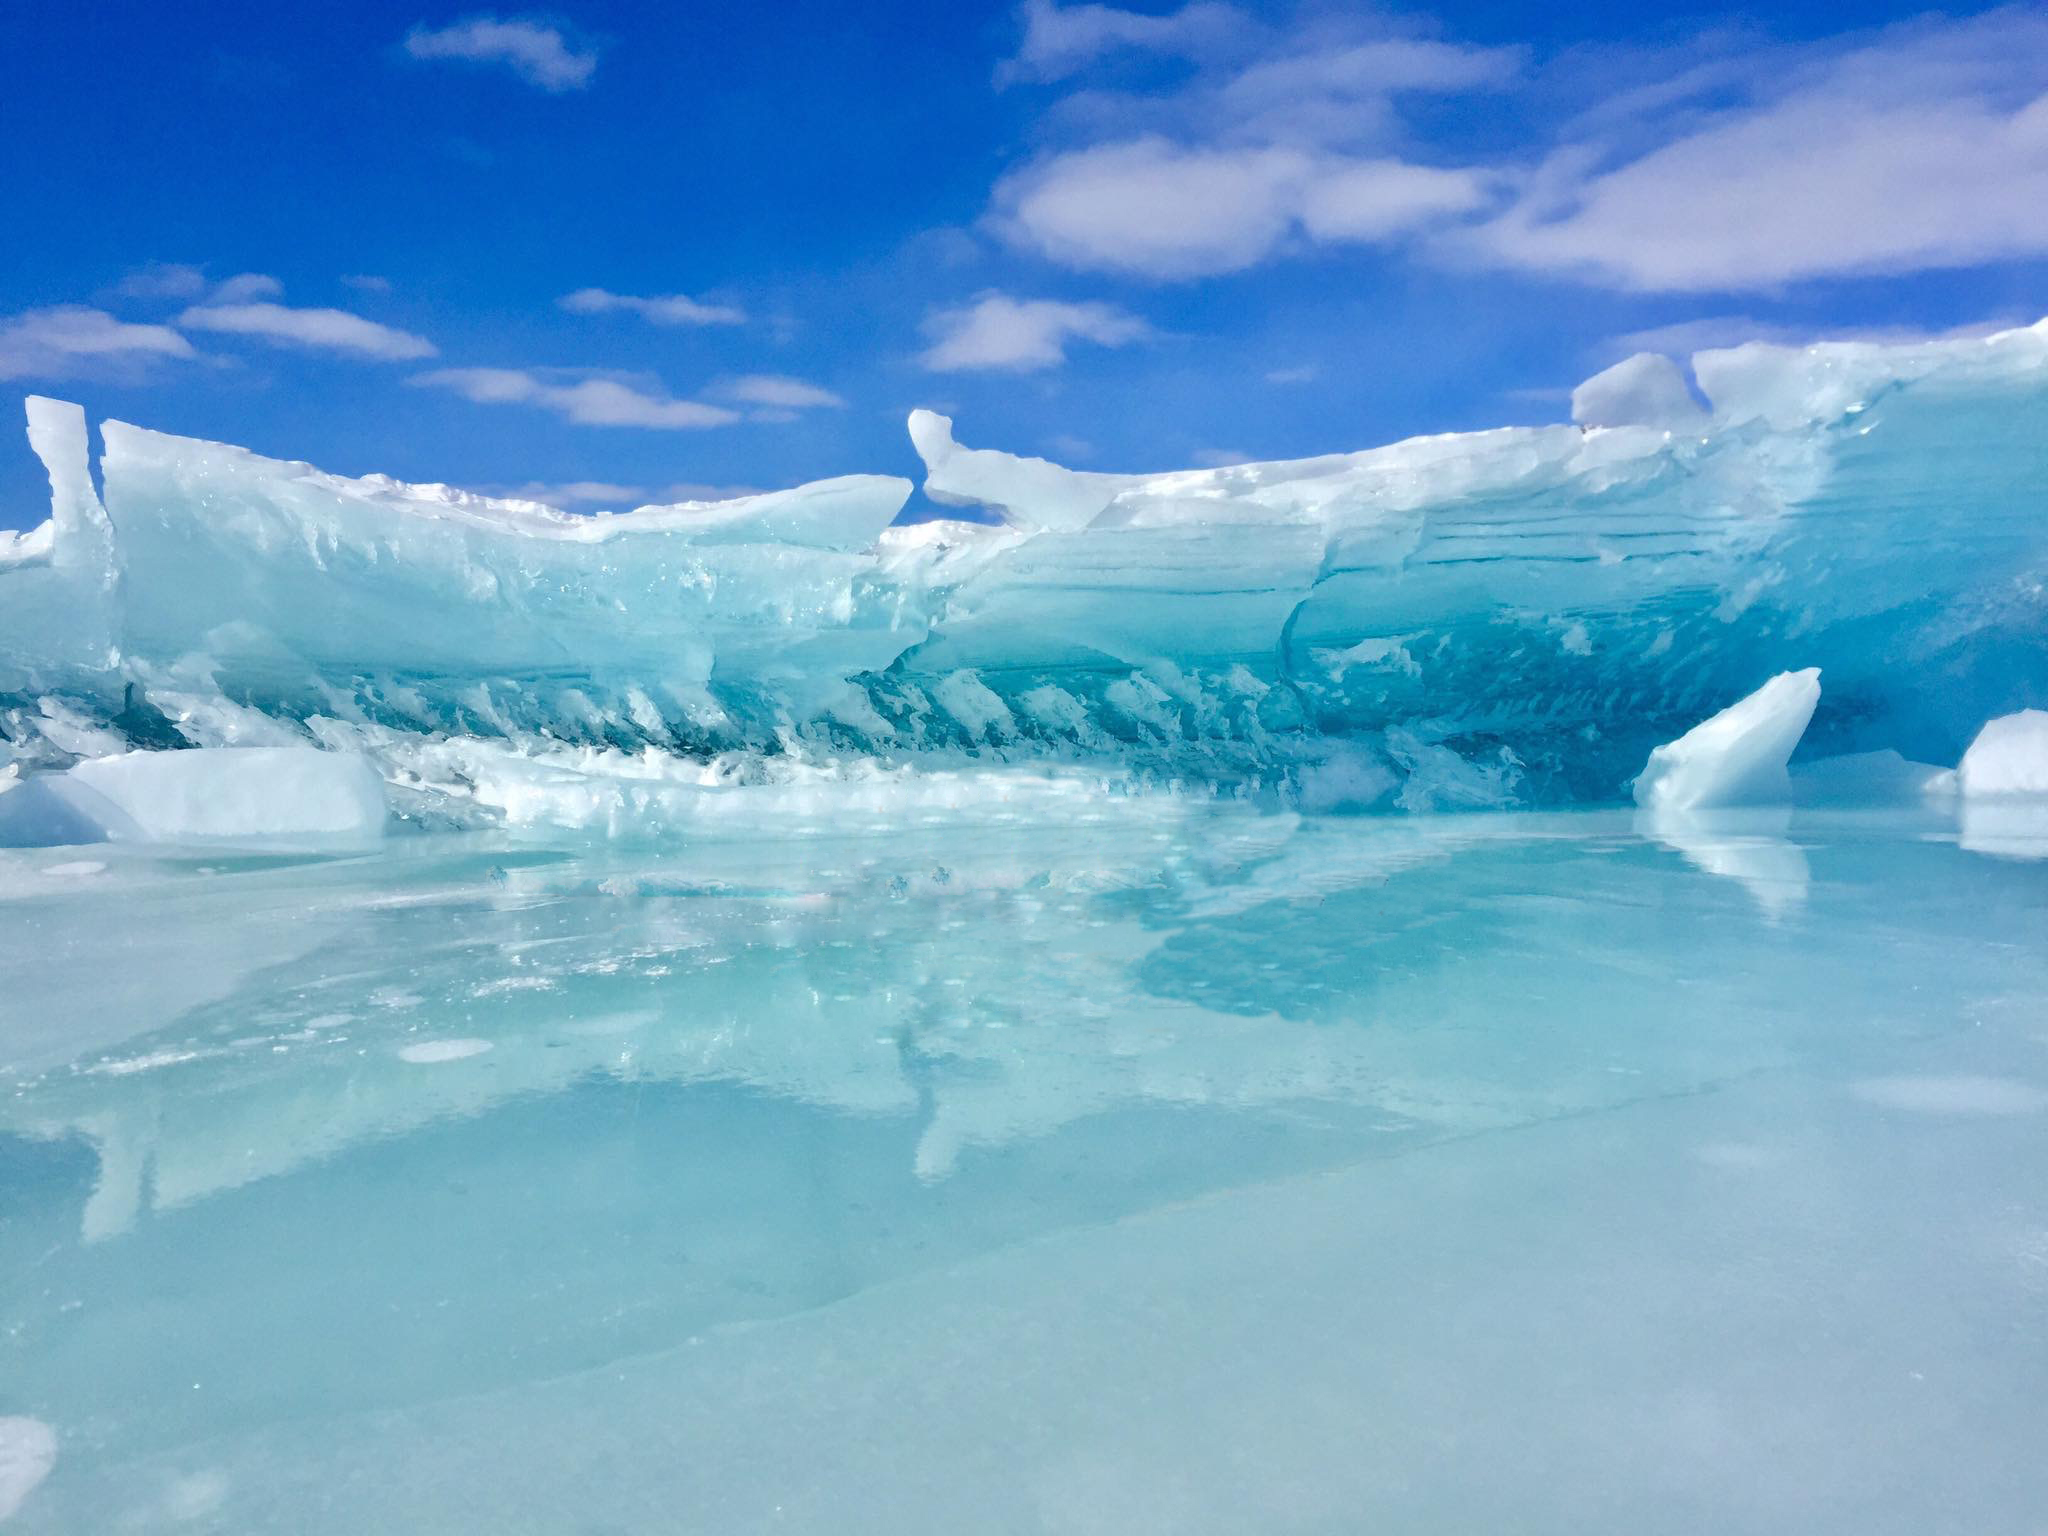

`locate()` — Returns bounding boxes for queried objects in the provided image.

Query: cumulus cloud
[921,293,1147,371]
[1460,12,2048,291]
[0,306,196,382]
[411,367,740,428]
[996,137,1489,277]
[403,17,598,91]
[180,300,435,360]
[719,374,846,409]
[558,287,747,326]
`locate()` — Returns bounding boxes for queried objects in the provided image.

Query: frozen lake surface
[2,798,2044,1532]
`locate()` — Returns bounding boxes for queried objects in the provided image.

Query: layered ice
[4,317,2047,823]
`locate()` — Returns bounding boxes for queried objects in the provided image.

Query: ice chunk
[0,397,118,688]
[1956,709,2048,796]
[909,409,1124,530]
[1571,353,1708,432]
[0,748,386,846]
[1633,670,1821,812]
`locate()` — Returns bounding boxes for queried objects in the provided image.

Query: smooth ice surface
[1,799,2045,1532]
[0,748,386,847]
[1634,669,1821,812]
[1957,709,2048,796]
[6,318,2048,807]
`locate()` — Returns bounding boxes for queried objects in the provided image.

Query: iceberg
[3,318,2047,821]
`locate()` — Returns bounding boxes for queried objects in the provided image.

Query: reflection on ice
[1637,806,1810,918]
[2,798,2046,1532]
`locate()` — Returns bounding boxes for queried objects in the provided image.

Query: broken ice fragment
[1957,709,2048,797]
[1633,669,1821,813]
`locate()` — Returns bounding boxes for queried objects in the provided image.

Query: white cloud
[343,274,394,294]
[999,0,1249,84]
[0,306,196,382]
[180,301,436,360]
[403,17,598,92]
[921,293,1147,372]
[719,374,846,409]
[558,287,747,326]
[209,272,285,304]
[1189,447,1252,467]
[987,6,1512,279]
[988,6,2048,294]
[1460,12,2048,290]
[411,367,740,429]
[1265,364,1318,384]
[995,137,1490,277]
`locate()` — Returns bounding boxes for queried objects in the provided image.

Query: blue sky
[4,0,2046,529]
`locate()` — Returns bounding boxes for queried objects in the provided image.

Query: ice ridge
[4,319,2046,815]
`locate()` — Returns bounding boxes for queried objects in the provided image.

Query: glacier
[3,319,2046,829]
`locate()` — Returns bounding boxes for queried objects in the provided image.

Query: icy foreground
[3,803,2047,1532]
[3,321,2047,825]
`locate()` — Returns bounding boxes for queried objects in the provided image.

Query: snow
[0,747,386,846]
[1957,709,2048,796]
[1633,669,1821,813]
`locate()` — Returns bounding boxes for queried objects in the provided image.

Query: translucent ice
[4,317,2047,813]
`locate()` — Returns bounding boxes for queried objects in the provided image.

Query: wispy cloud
[0,306,196,382]
[921,292,1147,371]
[343,274,394,294]
[988,7,1513,278]
[998,0,1249,84]
[1459,11,2048,291]
[114,263,210,301]
[180,299,435,360]
[996,138,1490,277]
[410,367,741,428]
[558,287,747,327]
[403,16,599,92]
[988,4,2048,294]
[719,374,846,409]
